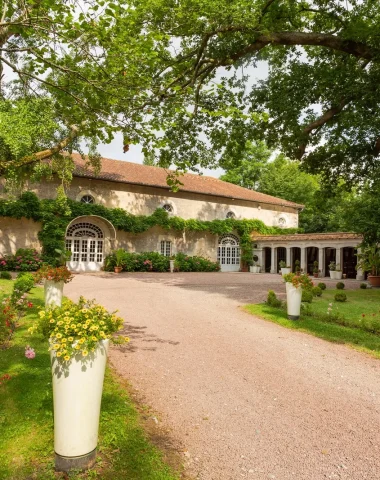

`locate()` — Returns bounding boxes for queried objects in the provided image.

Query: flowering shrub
[173,253,220,272]
[0,274,34,345]
[30,297,128,361]
[34,265,73,284]
[0,249,43,272]
[283,272,314,290]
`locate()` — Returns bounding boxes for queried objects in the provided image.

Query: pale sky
[96,61,269,178]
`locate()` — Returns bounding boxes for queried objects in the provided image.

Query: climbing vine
[0,192,301,264]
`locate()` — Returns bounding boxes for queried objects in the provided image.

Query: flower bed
[0,248,43,272]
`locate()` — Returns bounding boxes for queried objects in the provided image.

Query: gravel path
[66,273,380,480]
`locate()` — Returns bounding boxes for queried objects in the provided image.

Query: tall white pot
[44,280,64,307]
[169,259,175,273]
[286,282,302,320]
[329,271,336,279]
[51,339,109,471]
[335,271,343,280]
[281,268,291,275]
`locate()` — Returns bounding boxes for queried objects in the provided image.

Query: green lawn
[244,288,380,359]
[0,280,182,480]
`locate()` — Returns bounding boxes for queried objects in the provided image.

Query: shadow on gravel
[117,323,180,354]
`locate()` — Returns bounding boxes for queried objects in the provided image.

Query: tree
[128,0,380,184]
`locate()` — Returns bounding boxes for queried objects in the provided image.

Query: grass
[244,288,380,359]
[0,280,182,480]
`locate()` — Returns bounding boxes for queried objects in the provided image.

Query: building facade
[0,154,363,277]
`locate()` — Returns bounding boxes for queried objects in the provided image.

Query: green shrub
[318,282,326,290]
[0,248,43,272]
[267,290,282,308]
[312,286,322,297]
[360,283,367,289]
[334,292,347,302]
[13,272,35,296]
[0,271,12,280]
[174,252,220,272]
[301,289,313,303]
[336,282,345,290]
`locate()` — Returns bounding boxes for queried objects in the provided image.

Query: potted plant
[328,261,336,279]
[335,263,342,280]
[249,261,260,273]
[169,255,176,273]
[279,260,291,275]
[114,248,125,273]
[34,250,73,307]
[283,273,314,320]
[30,297,128,472]
[313,261,319,278]
[295,259,301,276]
[356,245,380,287]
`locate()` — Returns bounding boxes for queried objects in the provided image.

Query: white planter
[335,271,342,280]
[329,271,336,279]
[44,280,64,307]
[281,267,291,275]
[286,282,302,320]
[51,339,109,471]
[250,266,261,273]
[169,259,175,273]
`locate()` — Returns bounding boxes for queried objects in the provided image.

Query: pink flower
[25,346,36,359]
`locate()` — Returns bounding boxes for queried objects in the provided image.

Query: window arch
[226,211,236,219]
[80,194,95,204]
[218,234,240,246]
[162,203,174,214]
[66,222,104,238]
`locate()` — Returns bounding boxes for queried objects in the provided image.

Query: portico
[253,232,364,280]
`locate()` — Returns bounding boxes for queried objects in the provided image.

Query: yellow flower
[68,336,74,342]
[82,324,88,330]
[49,319,55,324]
[64,317,70,322]
[79,338,85,344]
[39,311,45,318]
[53,344,60,350]
[56,352,62,357]
[91,336,97,341]
[100,321,105,325]
[64,355,70,361]
[56,333,62,339]
[75,344,81,350]
[92,325,99,331]
[100,331,105,337]
[124,336,130,343]
[82,350,88,357]
[57,321,64,326]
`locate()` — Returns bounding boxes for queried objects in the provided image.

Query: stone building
[0,154,363,277]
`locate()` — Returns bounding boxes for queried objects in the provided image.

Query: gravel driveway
[65,273,380,480]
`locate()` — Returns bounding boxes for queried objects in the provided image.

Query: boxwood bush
[104,251,220,273]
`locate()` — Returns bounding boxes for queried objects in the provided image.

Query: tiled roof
[253,232,363,242]
[71,154,303,209]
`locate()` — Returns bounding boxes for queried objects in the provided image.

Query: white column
[286,247,291,269]
[356,247,364,280]
[300,247,307,273]
[255,248,264,270]
[318,247,325,277]
[270,246,277,274]
[335,247,342,270]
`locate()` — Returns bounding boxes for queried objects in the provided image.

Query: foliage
[30,297,127,362]
[279,260,286,269]
[0,248,42,272]
[312,287,322,297]
[283,273,314,290]
[174,253,220,272]
[114,249,127,268]
[34,265,73,284]
[356,245,380,276]
[0,192,299,264]
[266,290,282,309]
[360,283,368,290]
[0,272,12,280]
[335,293,347,303]
[294,260,300,273]
[105,251,170,273]
[302,290,313,304]
[336,282,345,290]
[329,262,336,272]
[318,282,326,291]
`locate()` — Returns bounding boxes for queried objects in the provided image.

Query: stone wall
[0,218,42,254]
[29,176,299,228]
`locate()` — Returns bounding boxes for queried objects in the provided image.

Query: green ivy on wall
[0,192,301,264]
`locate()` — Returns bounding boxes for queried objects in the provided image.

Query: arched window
[162,203,174,214]
[66,223,104,263]
[80,194,95,204]
[217,234,240,271]
[278,217,287,227]
[226,211,236,219]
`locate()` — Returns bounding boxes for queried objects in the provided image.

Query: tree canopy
[1,1,380,185]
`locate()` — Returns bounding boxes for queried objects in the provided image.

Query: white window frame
[160,240,172,257]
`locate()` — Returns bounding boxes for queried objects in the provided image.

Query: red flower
[362,314,365,317]
[27,302,33,308]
